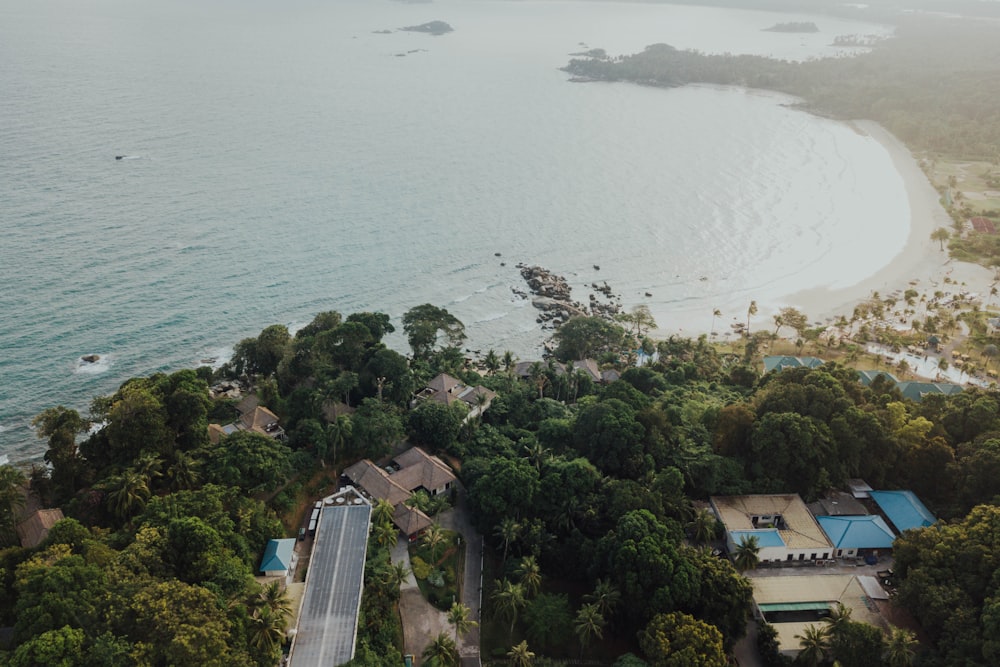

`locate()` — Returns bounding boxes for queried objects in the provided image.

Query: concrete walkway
[394,484,484,665]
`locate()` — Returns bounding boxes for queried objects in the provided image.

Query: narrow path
[437,486,484,662]
[393,535,450,663]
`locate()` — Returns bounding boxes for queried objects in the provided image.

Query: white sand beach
[782,120,996,328]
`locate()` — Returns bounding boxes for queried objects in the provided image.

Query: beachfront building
[710,495,833,564]
[751,574,889,657]
[894,381,963,402]
[762,356,824,373]
[856,370,898,387]
[869,490,937,534]
[413,373,498,420]
[343,446,456,538]
[259,538,298,580]
[514,359,620,383]
[16,508,65,549]
[208,396,285,444]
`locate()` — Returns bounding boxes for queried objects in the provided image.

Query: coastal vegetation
[6,302,1000,664]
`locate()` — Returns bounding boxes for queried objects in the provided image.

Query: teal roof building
[869,490,936,533]
[260,538,297,576]
[856,370,898,387]
[763,356,824,373]
[817,515,896,550]
[895,381,962,403]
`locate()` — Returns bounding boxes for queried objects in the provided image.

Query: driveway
[436,485,483,662]
[393,535,450,663]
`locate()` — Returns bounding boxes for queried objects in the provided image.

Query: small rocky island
[763,21,819,33]
[400,20,453,35]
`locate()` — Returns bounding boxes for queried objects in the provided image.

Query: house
[413,373,497,420]
[894,381,962,403]
[16,508,65,549]
[816,515,896,558]
[846,479,874,499]
[259,538,298,579]
[762,356,824,373]
[856,370,898,387]
[343,447,457,537]
[751,574,889,657]
[208,402,285,444]
[711,494,833,564]
[970,216,996,234]
[514,359,619,384]
[869,490,936,533]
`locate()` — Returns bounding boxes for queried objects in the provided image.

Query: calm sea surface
[1,0,897,463]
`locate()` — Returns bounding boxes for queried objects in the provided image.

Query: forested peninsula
[4,303,1000,665]
[563,17,1000,161]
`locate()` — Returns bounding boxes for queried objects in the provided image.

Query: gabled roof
[208,423,227,445]
[426,373,463,396]
[392,503,433,536]
[240,405,281,432]
[869,490,936,532]
[343,460,411,506]
[235,394,260,415]
[817,515,896,550]
[391,447,457,492]
[572,359,602,382]
[857,370,898,387]
[895,381,962,402]
[16,509,65,549]
[763,356,824,373]
[260,538,296,573]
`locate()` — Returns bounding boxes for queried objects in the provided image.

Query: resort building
[751,574,889,657]
[16,508,65,549]
[894,381,963,403]
[513,359,620,384]
[762,356,824,373]
[343,446,456,538]
[869,490,937,533]
[711,494,833,564]
[208,396,285,444]
[413,373,497,420]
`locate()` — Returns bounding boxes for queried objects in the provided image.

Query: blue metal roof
[817,515,896,549]
[260,538,296,573]
[730,529,785,548]
[869,490,936,532]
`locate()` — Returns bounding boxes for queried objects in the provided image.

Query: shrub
[411,556,431,580]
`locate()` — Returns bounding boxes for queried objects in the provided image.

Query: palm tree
[484,349,501,376]
[258,580,293,619]
[422,632,459,667]
[983,344,999,370]
[506,640,535,667]
[747,300,758,335]
[514,555,542,597]
[822,602,853,640]
[492,579,527,641]
[372,521,398,550]
[447,601,478,643]
[372,498,395,527]
[422,523,447,561]
[165,450,201,491]
[884,625,918,667]
[385,561,410,589]
[795,624,830,667]
[733,534,760,572]
[106,471,151,521]
[574,602,605,654]
[528,362,548,399]
[584,579,621,620]
[248,605,288,656]
[931,227,950,251]
[494,517,521,564]
[502,350,516,374]
[325,414,352,466]
[131,453,163,486]
[689,508,719,544]
[523,442,551,472]
[710,308,722,337]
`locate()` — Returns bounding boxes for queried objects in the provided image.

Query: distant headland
[400,20,453,36]
[763,21,819,33]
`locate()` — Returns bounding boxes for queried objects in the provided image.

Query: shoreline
[774,120,994,331]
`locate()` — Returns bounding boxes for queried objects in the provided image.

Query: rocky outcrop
[400,20,453,35]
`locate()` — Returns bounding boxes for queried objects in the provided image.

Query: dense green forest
[564,16,1000,160]
[3,307,1000,665]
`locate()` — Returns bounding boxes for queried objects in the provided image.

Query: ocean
[1,0,898,463]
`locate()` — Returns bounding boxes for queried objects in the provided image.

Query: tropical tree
[931,227,950,250]
[105,471,151,521]
[747,300,758,335]
[584,579,621,620]
[502,350,516,374]
[402,304,466,359]
[421,523,447,563]
[372,522,398,551]
[257,580,293,619]
[710,308,722,337]
[574,603,605,654]
[484,349,501,375]
[495,517,521,564]
[507,640,535,667]
[422,632,459,667]
[983,343,999,370]
[883,626,918,667]
[0,465,26,545]
[492,579,527,641]
[248,605,287,658]
[823,602,854,639]
[795,624,830,667]
[733,534,760,572]
[325,414,352,465]
[447,601,478,643]
[372,499,395,527]
[514,555,542,598]
[165,450,201,491]
[690,508,720,544]
[385,561,411,590]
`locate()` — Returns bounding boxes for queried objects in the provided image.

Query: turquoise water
[0,0,898,463]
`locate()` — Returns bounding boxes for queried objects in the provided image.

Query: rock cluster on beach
[516,263,622,330]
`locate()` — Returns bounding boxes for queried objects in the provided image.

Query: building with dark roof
[763,356,824,373]
[16,508,64,549]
